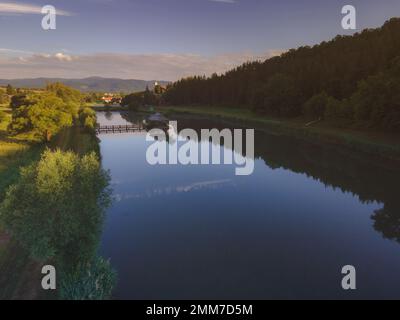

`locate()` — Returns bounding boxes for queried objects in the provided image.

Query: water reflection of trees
[104,111,113,121]
[372,206,400,243]
[120,111,148,124]
[114,111,400,245]
[173,115,400,245]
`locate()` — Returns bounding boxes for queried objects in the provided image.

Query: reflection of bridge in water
[96,124,147,134]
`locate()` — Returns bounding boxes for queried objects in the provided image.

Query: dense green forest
[164,18,400,131]
[121,84,164,110]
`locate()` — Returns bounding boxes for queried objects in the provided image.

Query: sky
[0,0,400,80]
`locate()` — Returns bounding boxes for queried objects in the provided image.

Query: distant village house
[101,93,122,105]
[154,82,167,95]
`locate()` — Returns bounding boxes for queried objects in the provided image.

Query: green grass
[155,105,277,123]
[0,111,47,299]
[156,105,400,161]
[49,126,100,156]
[84,102,105,108]
[0,106,100,200]
[0,111,43,201]
[0,104,9,112]
[91,105,129,112]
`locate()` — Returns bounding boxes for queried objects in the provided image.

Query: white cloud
[209,0,236,3]
[54,52,73,62]
[0,50,284,80]
[0,48,34,55]
[0,2,71,16]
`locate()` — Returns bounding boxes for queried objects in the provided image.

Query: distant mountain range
[0,77,170,93]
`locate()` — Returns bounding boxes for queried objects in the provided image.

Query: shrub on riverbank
[0,149,111,262]
[9,83,83,141]
[10,93,74,141]
[0,111,6,123]
[59,257,116,300]
[79,107,97,130]
[0,149,115,299]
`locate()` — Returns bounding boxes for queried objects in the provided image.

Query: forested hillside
[164,18,400,131]
[0,77,169,93]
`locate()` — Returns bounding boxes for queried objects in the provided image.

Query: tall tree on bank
[9,83,83,141]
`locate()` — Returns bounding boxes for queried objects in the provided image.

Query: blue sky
[0,0,400,80]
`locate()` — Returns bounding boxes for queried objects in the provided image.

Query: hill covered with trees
[0,77,169,93]
[164,18,400,131]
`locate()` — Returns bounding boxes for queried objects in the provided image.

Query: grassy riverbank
[155,105,400,161]
[0,109,100,299]
[91,104,129,112]
[0,106,43,201]
[49,126,100,156]
[0,108,44,299]
[0,107,98,199]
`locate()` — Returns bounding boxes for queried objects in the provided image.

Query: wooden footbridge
[95,124,146,134]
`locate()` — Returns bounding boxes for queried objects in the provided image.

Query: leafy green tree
[83,92,103,104]
[121,92,145,110]
[10,94,30,109]
[9,91,78,141]
[303,92,330,119]
[351,59,400,130]
[0,94,10,105]
[143,86,157,105]
[324,97,343,120]
[46,82,81,118]
[0,110,7,123]
[6,84,15,96]
[257,74,300,117]
[0,149,111,263]
[28,94,73,141]
[79,107,97,130]
[10,93,73,141]
[46,82,82,104]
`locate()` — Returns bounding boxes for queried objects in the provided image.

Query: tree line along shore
[0,83,115,300]
[163,18,400,134]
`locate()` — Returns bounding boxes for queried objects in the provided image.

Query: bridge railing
[95,124,145,134]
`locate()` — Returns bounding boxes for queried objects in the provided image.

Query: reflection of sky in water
[98,112,400,300]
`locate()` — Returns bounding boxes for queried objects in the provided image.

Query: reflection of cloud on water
[111,179,123,186]
[114,193,123,202]
[114,179,233,202]
[175,179,232,192]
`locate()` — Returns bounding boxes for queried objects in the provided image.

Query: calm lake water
[97,111,400,299]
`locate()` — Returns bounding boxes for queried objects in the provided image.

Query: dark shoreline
[153,106,400,165]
